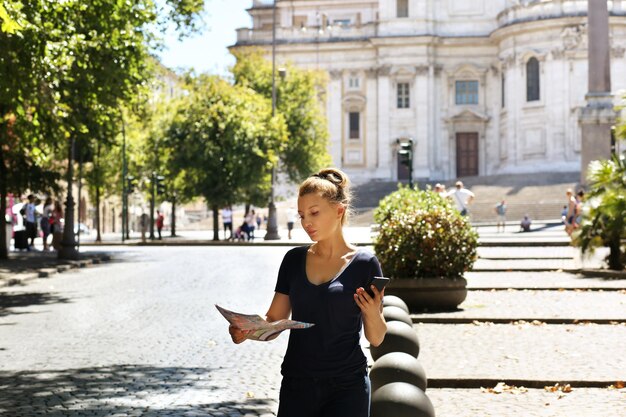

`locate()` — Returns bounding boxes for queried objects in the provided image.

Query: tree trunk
[212,204,219,241]
[0,106,8,260]
[95,142,101,242]
[59,137,79,260]
[0,172,7,260]
[171,194,176,237]
[608,236,623,271]
[95,185,101,243]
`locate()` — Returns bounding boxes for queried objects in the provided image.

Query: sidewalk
[70,220,573,247]
[0,250,112,288]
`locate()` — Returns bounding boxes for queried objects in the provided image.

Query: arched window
[526,57,540,102]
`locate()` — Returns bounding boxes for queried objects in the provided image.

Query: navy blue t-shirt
[274,245,383,378]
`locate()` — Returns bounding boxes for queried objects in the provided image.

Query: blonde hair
[299,168,353,225]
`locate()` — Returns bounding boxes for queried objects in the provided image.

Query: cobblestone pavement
[1,245,625,416]
[416,323,626,381]
[416,290,626,321]
[465,271,626,289]
[427,388,626,417]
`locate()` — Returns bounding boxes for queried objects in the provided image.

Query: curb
[580,269,626,279]
[78,240,573,248]
[467,287,625,292]
[478,241,571,247]
[471,268,582,273]
[0,255,112,288]
[426,378,622,389]
[411,317,626,325]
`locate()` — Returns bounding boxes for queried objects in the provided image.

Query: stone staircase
[351,171,582,224]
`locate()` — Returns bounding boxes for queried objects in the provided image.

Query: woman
[51,200,64,251]
[229,168,387,417]
[245,209,256,241]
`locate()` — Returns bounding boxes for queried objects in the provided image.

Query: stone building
[233,0,626,183]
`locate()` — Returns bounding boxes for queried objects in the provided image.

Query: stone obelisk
[579,0,615,183]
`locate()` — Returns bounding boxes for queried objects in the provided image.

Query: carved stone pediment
[445,109,490,124]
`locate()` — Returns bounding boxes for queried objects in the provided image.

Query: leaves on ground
[481,382,528,395]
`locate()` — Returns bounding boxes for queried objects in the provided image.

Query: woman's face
[298,192,344,242]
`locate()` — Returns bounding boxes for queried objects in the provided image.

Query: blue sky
[157,0,253,75]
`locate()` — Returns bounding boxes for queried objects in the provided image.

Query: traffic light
[398,140,413,168]
[397,138,414,188]
[156,175,166,196]
[126,175,137,193]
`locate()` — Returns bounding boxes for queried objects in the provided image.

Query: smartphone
[365,276,390,297]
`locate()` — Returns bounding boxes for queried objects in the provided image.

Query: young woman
[229,168,387,417]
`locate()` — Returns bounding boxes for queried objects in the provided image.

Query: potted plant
[373,185,478,312]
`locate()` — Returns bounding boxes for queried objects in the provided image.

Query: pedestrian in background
[222,206,233,240]
[156,210,164,240]
[564,189,578,236]
[140,212,149,243]
[51,200,64,251]
[228,168,386,417]
[40,197,53,251]
[575,189,585,226]
[286,206,298,240]
[446,181,474,216]
[245,209,256,241]
[256,211,262,231]
[494,199,507,233]
[433,183,447,197]
[520,215,532,232]
[23,194,37,250]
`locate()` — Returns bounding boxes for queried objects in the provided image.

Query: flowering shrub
[374,186,478,279]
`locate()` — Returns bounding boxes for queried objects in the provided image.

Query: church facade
[234,0,626,183]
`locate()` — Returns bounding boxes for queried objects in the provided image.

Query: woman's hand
[354,285,384,317]
[354,285,387,347]
[228,325,251,344]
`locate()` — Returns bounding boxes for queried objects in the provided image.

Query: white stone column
[580,0,614,183]
[377,66,392,179]
[327,70,343,167]
[365,69,379,171]
[414,65,430,179]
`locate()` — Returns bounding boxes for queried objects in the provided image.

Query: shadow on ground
[0,292,72,317]
[0,365,275,416]
[0,251,117,274]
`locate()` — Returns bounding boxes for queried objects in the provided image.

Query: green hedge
[374,186,478,279]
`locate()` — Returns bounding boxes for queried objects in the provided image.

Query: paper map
[215,304,314,342]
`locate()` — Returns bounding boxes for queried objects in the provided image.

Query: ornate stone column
[579,0,615,183]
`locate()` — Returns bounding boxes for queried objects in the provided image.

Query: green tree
[166,74,288,240]
[573,154,626,271]
[232,49,331,183]
[0,0,203,258]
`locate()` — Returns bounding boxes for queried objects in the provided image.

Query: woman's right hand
[228,325,250,344]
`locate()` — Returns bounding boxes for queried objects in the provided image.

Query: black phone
[365,276,390,297]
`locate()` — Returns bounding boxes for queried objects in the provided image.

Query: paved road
[0,246,290,416]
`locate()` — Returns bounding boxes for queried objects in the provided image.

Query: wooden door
[456,132,479,177]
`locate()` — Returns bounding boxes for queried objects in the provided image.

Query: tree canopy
[232,49,331,183]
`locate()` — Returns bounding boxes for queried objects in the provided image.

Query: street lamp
[265,0,281,240]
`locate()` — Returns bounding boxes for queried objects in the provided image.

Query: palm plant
[573,154,626,270]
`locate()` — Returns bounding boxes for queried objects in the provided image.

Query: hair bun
[316,168,348,189]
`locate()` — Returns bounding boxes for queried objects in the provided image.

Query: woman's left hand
[354,285,384,317]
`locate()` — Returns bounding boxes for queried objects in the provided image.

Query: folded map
[216,304,315,342]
